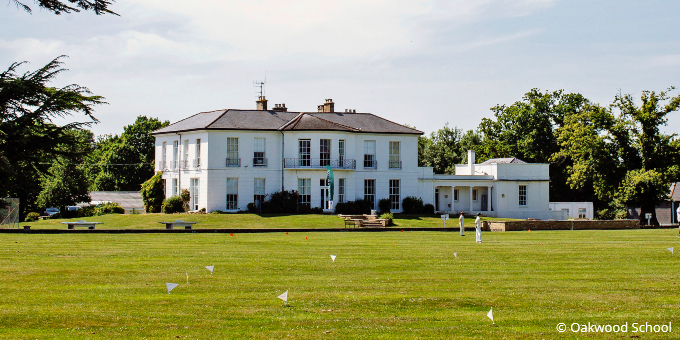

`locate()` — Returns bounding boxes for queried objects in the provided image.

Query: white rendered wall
[549,202,594,219]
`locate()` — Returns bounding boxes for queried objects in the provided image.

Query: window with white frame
[298,178,311,205]
[161,141,167,168]
[227,137,239,167]
[299,139,311,167]
[190,178,199,211]
[519,185,527,206]
[364,140,376,168]
[254,138,266,167]
[226,178,238,210]
[472,189,478,202]
[183,140,189,169]
[195,139,201,168]
[338,178,345,203]
[254,178,265,208]
[389,179,400,210]
[454,189,459,202]
[389,141,401,169]
[320,139,331,166]
[364,179,375,209]
[578,208,587,219]
[171,178,178,197]
[338,140,345,164]
[172,141,179,169]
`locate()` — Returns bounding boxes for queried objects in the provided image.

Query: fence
[0,198,19,228]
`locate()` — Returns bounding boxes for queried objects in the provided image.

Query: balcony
[284,158,356,169]
[226,158,241,167]
[171,160,179,170]
[180,160,189,170]
[193,159,201,169]
[158,161,167,170]
[253,157,267,167]
[389,160,402,169]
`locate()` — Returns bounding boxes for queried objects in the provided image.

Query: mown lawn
[17,213,509,230]
[0,229,679,339]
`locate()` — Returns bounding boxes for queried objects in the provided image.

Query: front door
[481,194,488,211]
[435,188,440,211]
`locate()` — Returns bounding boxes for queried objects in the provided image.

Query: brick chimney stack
[273,103,288,112]
[256,96,268,110]
[321,98,334,113]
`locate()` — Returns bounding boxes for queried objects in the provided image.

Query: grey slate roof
[671,182,680,201]
[480,157,528,165]
[152,109,422,135]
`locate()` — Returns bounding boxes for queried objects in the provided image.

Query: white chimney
[467,150,475,175]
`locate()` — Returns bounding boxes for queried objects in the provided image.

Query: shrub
[77,205,97,217]
[379,212,394,226]
[140,172,164,213]
[402,196,424,214]
[199,208,206,214]
[423,203,435,215]
[211,210,225,214]
[161,196,185,214]
[247,202,259,213]
[378,198,391,213]
[297,203,312,214]
[262,190,299,213]
[94,202,125,215]
[25,212,40,222]
[310,207,324,214]
[181,189,191,211]
[335,199,373,215]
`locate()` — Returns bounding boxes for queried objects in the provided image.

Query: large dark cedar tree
[0,57,104,217]
[12,0,116,15]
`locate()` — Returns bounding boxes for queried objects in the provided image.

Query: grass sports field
[1,224,679,339]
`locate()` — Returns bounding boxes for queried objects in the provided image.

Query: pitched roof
[152,109,423,135]
[480,157,528,165]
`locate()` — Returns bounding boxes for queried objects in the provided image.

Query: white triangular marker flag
[206,265,214,274]
[186,272,189,284]
[330,255,336,262]
[487,307,494,324]
[278,290,288,303]
[166,283,178,294]
[454,252,458,259]
[668,247,674,254]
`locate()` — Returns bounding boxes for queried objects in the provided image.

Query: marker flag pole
[487,307,494,324]
[278,290,289,305]
[668,247,674,254]
[206,265,214,274]
[454,252,457,259]
[166,283,179,294]
[330,255,336,262]
[186,272,189,284]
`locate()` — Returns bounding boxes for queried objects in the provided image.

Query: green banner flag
[326,165,334,202]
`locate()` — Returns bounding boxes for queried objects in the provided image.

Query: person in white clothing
[475,213,482,243]
[676,205,680,237]
[459,212,465,236]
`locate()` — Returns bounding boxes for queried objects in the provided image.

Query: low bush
[247,202,259,213]
[335,199,373,215]
[262,190,299,213]
[161,196,185,214]
[379,212,394,226]
[211,210,225,214]
[25,212,40,222]
[77,205,97,217]
[423,203,435,215]
[402,196,424,214]
[378,198,391,213]
[94,202,125,215]
[310,207,324,214]
[297,203,312,214]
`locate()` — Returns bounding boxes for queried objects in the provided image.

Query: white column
[488,185,492,212]
[469,186,473,213]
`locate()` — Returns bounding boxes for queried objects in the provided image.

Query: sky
[2,0,680,137]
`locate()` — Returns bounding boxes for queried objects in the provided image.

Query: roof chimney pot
[256,96,268,110]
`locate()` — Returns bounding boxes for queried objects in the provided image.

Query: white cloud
[0,38,64,61]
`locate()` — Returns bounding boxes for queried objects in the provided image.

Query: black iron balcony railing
[363,159,377,169]
[253,157,267,167]
[389,160,402,169]
[284,158,356,169]
[180,160,189,170]
[226,158,241,167]
[158,161,167,170]
[171,160,179,170]
[193,159,201,169]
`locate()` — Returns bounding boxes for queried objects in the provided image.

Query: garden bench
[61,220,102,230]
[159,220,198,230]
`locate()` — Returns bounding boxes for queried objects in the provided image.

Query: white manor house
[152,97,563,220]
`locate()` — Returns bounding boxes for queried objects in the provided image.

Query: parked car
[44,207,60,217]
[67,206,80,212]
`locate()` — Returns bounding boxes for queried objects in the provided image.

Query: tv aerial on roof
[254,74,266,97]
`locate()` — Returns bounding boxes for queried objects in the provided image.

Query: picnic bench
[61,220,102,230]
[159,220,198,230]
